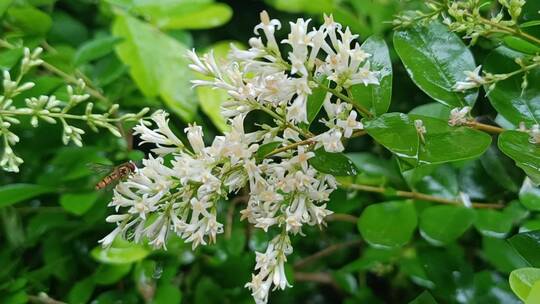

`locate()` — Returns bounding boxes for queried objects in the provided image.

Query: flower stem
[293,239,362,269]
[340,181,504,209]
[316,82,373,118]
[465,121,505,134]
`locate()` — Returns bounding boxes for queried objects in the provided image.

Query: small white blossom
[448,106,471,126]
[454,66,486,91]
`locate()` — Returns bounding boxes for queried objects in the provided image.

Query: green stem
[316,82,373,118]
[340,181,503,209]
[0,109,136,123]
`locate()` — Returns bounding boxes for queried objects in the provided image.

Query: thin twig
[466,121,505,134]
[340,181,504,209]
[225,194,249,239]
[294,272,341,290]
[317,82,373,118]
[326,213,358,223]
[294,239,362,269]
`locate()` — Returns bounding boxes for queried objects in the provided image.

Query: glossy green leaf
[113,13,197,121]
[503,36,540,54]
[498,131,540,184]
[0,0,13,17]
[309,148,358,176]
[93,264,132,285]
[73,35,122,66]
[480,144,522,193]
[508,230,540,267]
[67,277,95,304]
[509,268,540,301]
[526,281,540,304]
[365,113,491,169]
[473,209,513,238]
[134,2,232,30]
[351,35,392,116]
[419,205,475,245]
[91,240,150,264]
[7,5,52,35]
[414,165,458,199]
[484,236,529,273]
[196,41,241,132]
[306,80,328,125]
[256,141,282,162]
[393,21,478,107]
[154,282,182,304]
[484,47,540,127]
[0,184,54,208]
[520,178,540,211]
[409,291,438,304]
[409,103,451,120]
[347,152,405,187]
[358,200,417,248]
[264,0,335,14]
[59,192,99,216]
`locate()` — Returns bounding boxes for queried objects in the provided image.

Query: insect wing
[87,163,115,175]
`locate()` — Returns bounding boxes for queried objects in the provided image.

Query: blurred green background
[0,0,537,303]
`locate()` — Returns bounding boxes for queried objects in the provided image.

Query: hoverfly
[89,161,137,190]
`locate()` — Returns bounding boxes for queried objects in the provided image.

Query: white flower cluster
[101,11,381,304]
[0,47,148,172]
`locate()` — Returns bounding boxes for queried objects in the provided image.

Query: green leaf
[93,264,132,285]
[67,277,95,304]
[409,291,438,304]
[473,209,513,238]
[508,230,540,267]
[480,144,522,193]
[509,267,540,301]
[264,0,335,14]
[225,227,246,256]
[484,47,540,127]
[393,21,478,107]
[0,0,13,17]
[256,141,282,162]
[527,281,540,304]
[73,35,122,66]
[154,282,182,304]
[409,102,451,120]
[520,178,540,211]
[306,79,328,125]
[347,153,405,187]
[358,200,417,248]
[419,205,475,245]
[91,240,150,264]
[7,5,52,35]
[498,131,540,184]
[59,192,99,216]
[113,13,197,121]
[503,36,540,54]
[483,236,529,273]
[365,113,491,169]
[351,35,392,116]
[196,41,242,131]
[0,184,54,208]
[309,148,358,176]
[134,2,232,30]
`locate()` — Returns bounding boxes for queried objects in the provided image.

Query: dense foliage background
[0,0,539,303]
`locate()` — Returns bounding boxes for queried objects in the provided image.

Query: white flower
[448,106,471,126]
[414,119,427,143]
[254,11,281,52]
[185,123,205,154]
[336,110,363,138]
[454,66,485,91]
[316,130,344,152]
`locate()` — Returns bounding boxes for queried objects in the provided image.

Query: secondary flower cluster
[0,47,148,172]
[101,11,380,304]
